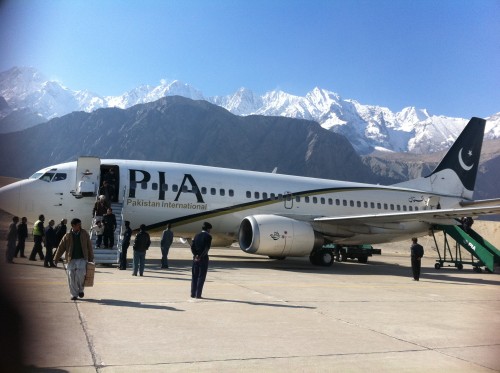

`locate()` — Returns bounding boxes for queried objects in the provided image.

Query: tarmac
[1,236,499,373]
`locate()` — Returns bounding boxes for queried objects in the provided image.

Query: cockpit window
[53,173,67,181]
[40,172,55,182]
[29,172,44,180]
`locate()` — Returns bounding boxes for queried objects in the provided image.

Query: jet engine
[238,215,324,257]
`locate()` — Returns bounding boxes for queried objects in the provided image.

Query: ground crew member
[29,214,45,261]
[410,237,424,281]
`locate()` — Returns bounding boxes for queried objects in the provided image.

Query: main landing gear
[309,248,334,266]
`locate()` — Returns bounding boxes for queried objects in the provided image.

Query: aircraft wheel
[457,263,463,270]
[434,263,441,270]
[358,255,368,264]
[319,250,334,267]
[473,266,482,273]
[309,253,319,266]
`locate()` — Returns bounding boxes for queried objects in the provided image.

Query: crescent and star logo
[458,148,473,171]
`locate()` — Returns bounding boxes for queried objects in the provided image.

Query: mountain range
[1,66,499,155]
[0,96,378,186]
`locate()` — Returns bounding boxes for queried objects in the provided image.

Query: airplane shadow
[81,298,184,312]
[99,253,500,287]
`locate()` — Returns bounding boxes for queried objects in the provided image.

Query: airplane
[0,117,499,266]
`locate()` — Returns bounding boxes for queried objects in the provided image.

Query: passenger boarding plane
[1,117,499,266]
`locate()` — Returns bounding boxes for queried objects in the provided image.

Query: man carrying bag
[54,218,94,300]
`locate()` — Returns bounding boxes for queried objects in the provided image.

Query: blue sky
[1,0,499,118]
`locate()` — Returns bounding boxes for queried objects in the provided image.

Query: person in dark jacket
[410,237,424,281]
[160,224,174,269]
[119,221,132,270]
[15,217,28,258]
[102,208,117,248]
[44,220,57,268]
[6,216,19,263]
[132,224,150,276]
[55,219,67,246]
[191,222,212,299]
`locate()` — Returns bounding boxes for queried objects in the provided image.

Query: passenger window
[220,189,225,196]
[321,197,325,204]
[255,192,260,199]
[152,183,158,191]
[201,187,207,194]
[246,191,251,198]
[390,204,394,210]
[363,202,368,208]
[371,202,375,208]
[328,198,333,205]
[397,205,401,211]
[263,192,268,199]
[305,196,310,203]
[313,197,318,204]
[162,184,169,192]
[211,188,216,196]
[270,193,276,200]
[229,189,234,197]
[415,206,419,211]
[336,199,340,206]
[350,200,354,207]
[409,206,413,211]
[141,182,148,190]
[296,196,301,202]
[403,205,407,211]
[172,184,178,192]
[343,200,347,206]
[357,201,361,207]
[384,203,388,210]
[377,203,381,209]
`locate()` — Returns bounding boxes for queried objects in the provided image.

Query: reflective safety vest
[33,220,43,236]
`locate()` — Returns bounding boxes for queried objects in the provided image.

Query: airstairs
[91,201,124,265]
[431,224,500,273]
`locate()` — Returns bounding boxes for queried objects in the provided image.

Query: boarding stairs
[431,224,500,273]
[91,201,124,265]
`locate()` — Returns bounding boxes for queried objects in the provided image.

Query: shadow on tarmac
[200,297,316,309]
[81,298,184,312]
[103,254,500,287]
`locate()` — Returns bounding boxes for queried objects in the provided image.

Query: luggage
[84,262,95,287]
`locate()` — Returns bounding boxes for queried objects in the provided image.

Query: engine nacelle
[238,215,324,257]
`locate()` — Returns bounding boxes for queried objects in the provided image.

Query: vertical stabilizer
[395,117,486,199]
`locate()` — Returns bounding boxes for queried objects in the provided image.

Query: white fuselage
[0,159,457,248]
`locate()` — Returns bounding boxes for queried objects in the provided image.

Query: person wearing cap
[53,218,94,300]
[132,224,151,276]
[410,237,424,281]
[190,222,213,299]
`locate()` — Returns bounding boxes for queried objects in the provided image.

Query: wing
[313,205,500,226]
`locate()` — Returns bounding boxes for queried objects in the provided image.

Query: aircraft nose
[0,180,21,216]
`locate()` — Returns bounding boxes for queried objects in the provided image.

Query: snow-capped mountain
[1,66,498,154]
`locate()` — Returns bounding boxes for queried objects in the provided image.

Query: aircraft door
[75,157,101,197]
[284,192,293,209]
